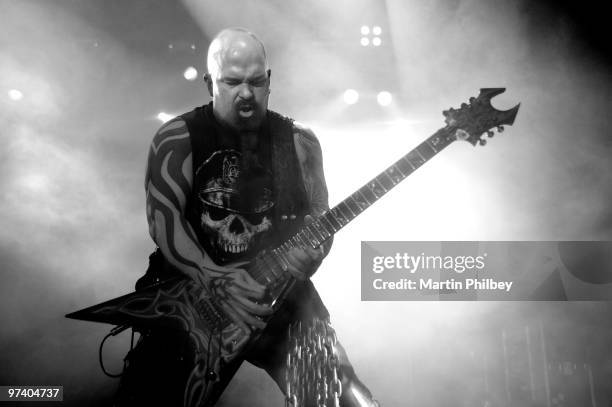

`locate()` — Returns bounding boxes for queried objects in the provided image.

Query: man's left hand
[284,215,325,280]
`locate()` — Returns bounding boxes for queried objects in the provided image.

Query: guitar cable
[98,324,131,378]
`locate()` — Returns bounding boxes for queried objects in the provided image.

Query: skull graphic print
[195,149,274,263]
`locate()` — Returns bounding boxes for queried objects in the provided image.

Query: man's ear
[203,73,213,97]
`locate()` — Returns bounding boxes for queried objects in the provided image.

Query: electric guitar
[66,88,520,407]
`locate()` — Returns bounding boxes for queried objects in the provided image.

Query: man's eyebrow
[220,74,241,81]
[219,73,267,84]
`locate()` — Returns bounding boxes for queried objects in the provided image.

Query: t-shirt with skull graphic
[192,130,276,265]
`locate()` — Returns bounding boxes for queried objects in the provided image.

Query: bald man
[116,28,378,407]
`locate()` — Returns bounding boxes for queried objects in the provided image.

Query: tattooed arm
[145,118,271,333]
[281,124,333,280]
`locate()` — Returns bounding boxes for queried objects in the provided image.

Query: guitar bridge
[195,297,229,330]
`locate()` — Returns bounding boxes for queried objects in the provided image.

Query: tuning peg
[479,139,487,146]
[497,126,504,133]
[487,130,494,138]
[443,108,457,117]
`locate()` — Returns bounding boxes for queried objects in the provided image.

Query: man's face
[208,49,270,132]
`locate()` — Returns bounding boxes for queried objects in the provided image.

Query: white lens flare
[343,89,359,105]
[8,89,23,101]
[157,112,174,123]
[377,91,392,107]
[372,37,382,46]
[360,25,370,35]
[360,37,370,47]
[372,26,382,35]
[183,66,198,81]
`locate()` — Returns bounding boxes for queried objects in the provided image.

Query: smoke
[0,1,154,403]
[383,0,612,240]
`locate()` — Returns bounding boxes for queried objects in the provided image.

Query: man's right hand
[203,265,274,335]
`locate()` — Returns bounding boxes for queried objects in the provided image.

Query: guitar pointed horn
[476,88,520,127]
[504,103,521,126]
[478,88,507,100]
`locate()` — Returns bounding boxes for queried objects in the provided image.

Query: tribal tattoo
[145,119,227,284]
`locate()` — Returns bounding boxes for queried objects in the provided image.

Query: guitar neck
[317,127,454,239]
[248,127,455,286]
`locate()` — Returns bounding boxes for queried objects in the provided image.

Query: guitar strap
[266,110,311,241]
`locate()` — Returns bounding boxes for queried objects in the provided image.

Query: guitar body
[69,276,220,405]
[67,88,520,407]
[67,253,296,407]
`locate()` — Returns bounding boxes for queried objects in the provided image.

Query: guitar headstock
[443,88,520,146]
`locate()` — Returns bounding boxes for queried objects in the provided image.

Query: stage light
[372,26,382,36]
[361,25,370,35]
[343,89,359,105]
[360,37,370,47]
[372,37,382,46]
[157,112,173,123]
[183,66,198,81]
[377,91,392,106]
[168,43,174,49]
[8,89,23,101]
[190,44,196,50]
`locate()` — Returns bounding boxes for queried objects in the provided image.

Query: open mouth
[238,104,254,118]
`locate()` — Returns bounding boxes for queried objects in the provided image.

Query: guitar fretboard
[249,127,455,288]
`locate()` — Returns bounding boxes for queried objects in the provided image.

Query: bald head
[204,28,271,132]
[207,28,269,81]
